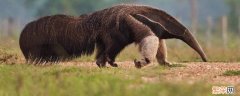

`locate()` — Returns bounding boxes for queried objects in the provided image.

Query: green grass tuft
[169,64,187,67]
[223,70,240,76]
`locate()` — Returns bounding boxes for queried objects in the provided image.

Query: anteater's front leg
[156,39,171,66]
[124,15,159,68]
[134,36,159,68]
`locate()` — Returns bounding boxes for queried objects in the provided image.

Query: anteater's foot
[106,57,118,67]
[96,63,106,68]
[96,59,107,68]
[134,60,142,69]
[158,60,171,66]
[134,58,151,69]
[109,63,118,67]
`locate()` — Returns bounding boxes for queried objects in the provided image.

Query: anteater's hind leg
[105,44,126,67]
[96,38,123,67]
[96,54,107,68]
[96,40,107,68]
[106,53,119,67]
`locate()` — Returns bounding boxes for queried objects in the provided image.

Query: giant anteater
[19,4,207,68]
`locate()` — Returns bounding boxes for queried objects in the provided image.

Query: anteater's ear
[132,14,186,37]
[132,14,167,31]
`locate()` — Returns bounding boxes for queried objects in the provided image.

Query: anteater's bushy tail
[19,15,96,64]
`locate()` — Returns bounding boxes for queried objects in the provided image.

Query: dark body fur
[20,5,157,62]
[20,4,207,67]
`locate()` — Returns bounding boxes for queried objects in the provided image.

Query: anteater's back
[19,15,95,63]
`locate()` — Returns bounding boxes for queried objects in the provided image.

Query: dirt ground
[59,61,240,85]
[162,62,240,85]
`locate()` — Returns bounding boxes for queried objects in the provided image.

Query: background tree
[225,0,240,32]
[189,0,198,33]
[24,0,134,17]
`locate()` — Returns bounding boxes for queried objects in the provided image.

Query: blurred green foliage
[225,0,240,32]
[24,0,134,16]
[223,70,240,76]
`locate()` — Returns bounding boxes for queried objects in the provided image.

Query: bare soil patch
[59,61,240,85]
[162,62,240,85]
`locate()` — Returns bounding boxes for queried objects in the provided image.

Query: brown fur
[20,4,207,68]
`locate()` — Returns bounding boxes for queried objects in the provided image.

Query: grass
[223,70,240,76]
[169,63,187,67]
[0,64,212,96]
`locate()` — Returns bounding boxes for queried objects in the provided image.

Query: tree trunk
[222,16,228,50]
[206,16,213,48]
[190,0,198,34]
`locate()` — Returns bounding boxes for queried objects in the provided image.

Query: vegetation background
[0,0,239,96]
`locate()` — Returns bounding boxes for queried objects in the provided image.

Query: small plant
[223,70,240,76]
[0,48,19,64]
[169,64,187,67]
